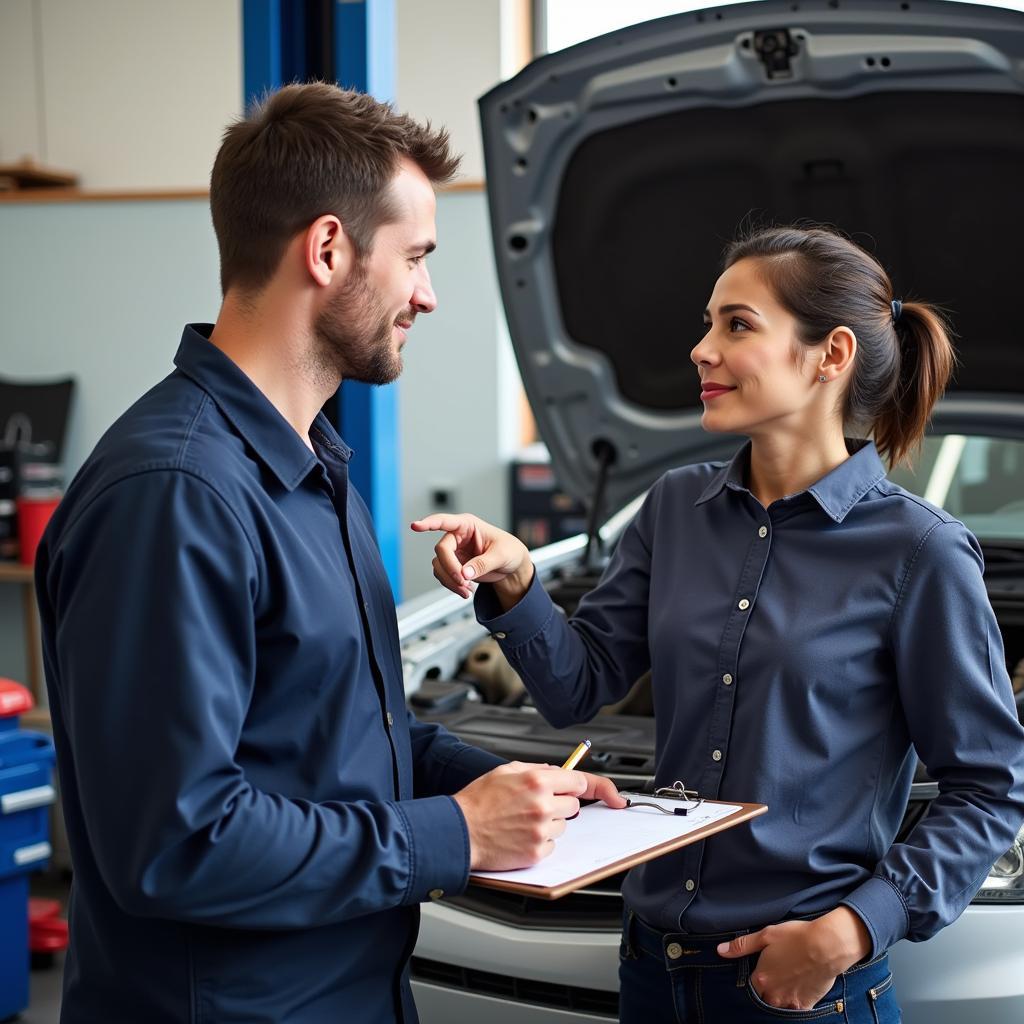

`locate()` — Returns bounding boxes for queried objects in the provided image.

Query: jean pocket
[745,977,847,1020]
[868,973,900,1024]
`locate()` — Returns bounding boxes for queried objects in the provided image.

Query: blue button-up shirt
[36,325,503,1024]
[477,440,1024,957]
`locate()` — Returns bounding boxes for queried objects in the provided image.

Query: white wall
[395,0,503,182]
[399,190,520,600]
[0,0,523,685]
[0,0,242,188]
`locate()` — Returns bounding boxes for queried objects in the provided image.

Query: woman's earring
[818,375,828,383]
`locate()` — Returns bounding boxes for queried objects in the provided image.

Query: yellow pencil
[561,739,592,770]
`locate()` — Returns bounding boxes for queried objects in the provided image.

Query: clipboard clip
[624,780,704,817]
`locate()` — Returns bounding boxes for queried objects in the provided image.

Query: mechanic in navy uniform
[416,226,1024,1022]
[36,83,624,1024]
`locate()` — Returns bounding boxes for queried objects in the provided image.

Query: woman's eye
[730,317,750,332]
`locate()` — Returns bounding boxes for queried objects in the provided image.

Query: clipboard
[470,783,767,900]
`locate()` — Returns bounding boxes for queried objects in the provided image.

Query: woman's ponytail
[873,301,957,467]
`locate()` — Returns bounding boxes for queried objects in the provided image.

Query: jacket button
[494,632,507,640]
[722,673,733,685]
[386,711,394,727]
[758,526,768,538]
[429,888,445,901]
[666,942,683,960]
[685,879,695,891]
[712,749,722,761]
[738,598,750,610]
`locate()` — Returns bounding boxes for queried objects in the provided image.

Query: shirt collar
[694,438,886,523]
[174,324,352,491]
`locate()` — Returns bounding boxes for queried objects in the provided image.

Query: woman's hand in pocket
[717,907,872,1010]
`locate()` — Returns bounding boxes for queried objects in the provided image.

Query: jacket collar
[174,324,352,491]
[694,438,886,523]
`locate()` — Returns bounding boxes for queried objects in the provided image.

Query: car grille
[445,870,625,930]
[410,956,619,1017]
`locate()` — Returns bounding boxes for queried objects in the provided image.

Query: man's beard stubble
[311,263,407,388]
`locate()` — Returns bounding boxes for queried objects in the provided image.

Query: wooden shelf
[0,180,485,205]
[0,562,34,582]
[0,188,209,205]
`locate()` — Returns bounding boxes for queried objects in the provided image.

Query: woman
[412,226,1024,1022]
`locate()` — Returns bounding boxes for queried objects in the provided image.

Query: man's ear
[819,326,857,382]
[303,214,353,287]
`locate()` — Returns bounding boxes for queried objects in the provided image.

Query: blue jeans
[618,910,902,1023]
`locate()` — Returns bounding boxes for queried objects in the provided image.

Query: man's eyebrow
[410,240,436,255]
[702,303,761,318]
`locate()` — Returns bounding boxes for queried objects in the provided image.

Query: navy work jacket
[478,441,1024,957]
[36,325,503,1023]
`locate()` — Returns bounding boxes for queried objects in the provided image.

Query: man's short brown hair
[210,82,460,295]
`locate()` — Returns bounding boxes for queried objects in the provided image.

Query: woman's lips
[700,383,736,401]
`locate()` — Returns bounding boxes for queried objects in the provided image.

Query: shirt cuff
[394,795,472,904]
[474,570,554,646]
[841,875,911,958]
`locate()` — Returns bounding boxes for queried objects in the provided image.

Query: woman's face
[690,257,834,439]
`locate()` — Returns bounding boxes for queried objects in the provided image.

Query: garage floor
[25,956,64,1024]
[19,872,68,1024]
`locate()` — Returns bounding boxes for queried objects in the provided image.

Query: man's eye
[409,254,425,265]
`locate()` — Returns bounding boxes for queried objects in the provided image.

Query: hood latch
[753,29,800,80]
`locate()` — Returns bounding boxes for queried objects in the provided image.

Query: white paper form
[472,795,743,888]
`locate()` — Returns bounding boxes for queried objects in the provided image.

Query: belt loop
[623,908,638,960]
[736,953,750,988]
[734,932,751,988]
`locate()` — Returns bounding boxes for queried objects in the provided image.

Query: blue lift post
[242,0,402,600]
[335,1,402,602]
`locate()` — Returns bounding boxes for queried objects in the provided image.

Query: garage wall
[0,0,523,687]
[0,0,243,189]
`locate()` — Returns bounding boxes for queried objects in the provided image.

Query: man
[36,83,623,1023]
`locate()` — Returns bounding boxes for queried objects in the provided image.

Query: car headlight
[974,826,1024,903]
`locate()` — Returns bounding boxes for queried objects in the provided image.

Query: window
[539,0,1024,55]
[541,0,746,54]
[888,435,1024,541]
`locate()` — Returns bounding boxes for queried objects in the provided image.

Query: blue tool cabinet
[0,680,56,1021]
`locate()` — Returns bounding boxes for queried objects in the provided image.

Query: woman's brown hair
[723,225,956,467]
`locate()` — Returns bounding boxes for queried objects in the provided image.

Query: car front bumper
[413,900,1024,1024]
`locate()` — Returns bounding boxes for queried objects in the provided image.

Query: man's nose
[412,267,437,314]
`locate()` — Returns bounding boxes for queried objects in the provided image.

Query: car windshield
[887,434,1024,542]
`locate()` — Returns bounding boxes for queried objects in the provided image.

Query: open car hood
[479,0,1024,512]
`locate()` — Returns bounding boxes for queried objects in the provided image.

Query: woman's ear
[818,326,857,383]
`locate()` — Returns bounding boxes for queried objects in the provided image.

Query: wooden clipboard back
[469,799,767,901]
